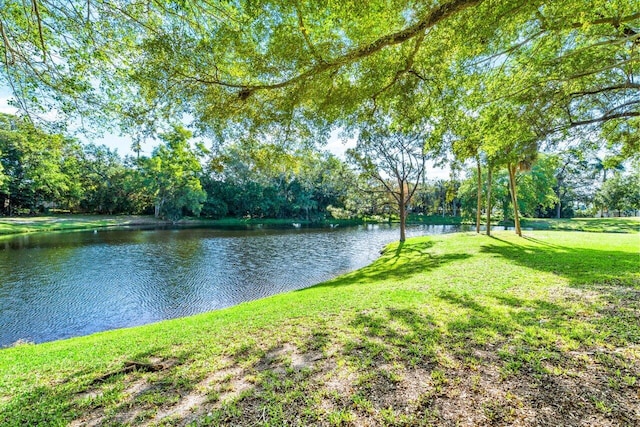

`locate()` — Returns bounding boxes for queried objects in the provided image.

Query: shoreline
[1,214,638,238]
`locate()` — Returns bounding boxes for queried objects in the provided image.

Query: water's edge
[0,224,472,347]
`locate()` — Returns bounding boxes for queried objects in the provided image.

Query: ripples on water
[0,224,460,346]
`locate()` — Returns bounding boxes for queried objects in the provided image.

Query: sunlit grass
[520,217,640,233]
[0,230,638,425]
[0,215,164,236]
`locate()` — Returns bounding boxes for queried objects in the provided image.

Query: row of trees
[0,114,349,220]
[3,112,636,224]
[0,115,204,219]
[457,154,640,220]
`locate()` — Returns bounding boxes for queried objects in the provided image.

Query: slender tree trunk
[420,157,427,215]
[155,197,164,219]
[486,164,493,237]
[399,186,406,242]
[507,163,522,237]
[476,157,482,234]
[555,178,563,219]
[600,169,608,217]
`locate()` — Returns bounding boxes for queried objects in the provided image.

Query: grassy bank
[1,230,638,426]
[0,215,173,236]
[0,215,365,236]
[519,217,640,233]
[196,217,365,227]
[3,214,636,237]
[405,214,466,225]
[385,215,639,232]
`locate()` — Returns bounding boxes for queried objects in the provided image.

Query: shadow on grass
[0,346,183,426]
[340,290,639,424]
[313,239,473,289]
[482,236,640,287]
[432,288,640,425]
[284,235,637,423]
[349,308,441,369]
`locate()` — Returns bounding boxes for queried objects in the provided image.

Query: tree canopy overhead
[0,0,638,153]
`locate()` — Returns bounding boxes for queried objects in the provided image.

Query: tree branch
[561,58,638,81]
[570,82,640,98]
[193,0,482,98]
[569,12,640,29]
[0,20,15,65]
[294,4,324,64]
[31,0,47,60]
[371,28,426,103]
[570,111,639,127]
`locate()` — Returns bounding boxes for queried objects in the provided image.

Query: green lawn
[1,230,639,426]
[0,215,171,236]
[520,217,640,233]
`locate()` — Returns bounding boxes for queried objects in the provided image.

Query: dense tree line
[2,112,637,222]
[0,113,359,220]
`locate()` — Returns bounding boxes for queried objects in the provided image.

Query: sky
[0,87,450,179]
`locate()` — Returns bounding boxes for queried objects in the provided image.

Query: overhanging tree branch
[569,12,640,29]
[570,82,640,98]
[569,111,639,127]
[191,0,482,98]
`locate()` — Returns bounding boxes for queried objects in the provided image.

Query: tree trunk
[155,197,164,219]
[399,186,406,243]
[486,164,493,237]
[555,177,563,219]
[476,157,482,234]
[508,163,522,237]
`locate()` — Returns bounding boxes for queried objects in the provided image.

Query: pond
[0,224,464,347]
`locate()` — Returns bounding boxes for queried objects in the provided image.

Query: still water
[0,224,461,347]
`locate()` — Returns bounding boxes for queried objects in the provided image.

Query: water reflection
[0,224,459,346]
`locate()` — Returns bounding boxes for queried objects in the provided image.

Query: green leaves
[0,0,636,171]
[140,125,206,220]
[0,113,76,213]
